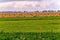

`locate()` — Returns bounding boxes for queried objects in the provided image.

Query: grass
[0,16,60,32]
[0,16,60,40]
[0,32,59,40]
[0,16,60,21]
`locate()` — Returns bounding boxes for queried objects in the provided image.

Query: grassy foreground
[0,16,60,40]
[0,16,60,32]
[0,32,59,40]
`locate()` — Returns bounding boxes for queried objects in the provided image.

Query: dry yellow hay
[0,12,60,18]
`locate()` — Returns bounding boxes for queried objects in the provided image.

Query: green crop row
[0,31,59,40]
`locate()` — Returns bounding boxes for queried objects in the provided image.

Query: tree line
[0,10,60,13]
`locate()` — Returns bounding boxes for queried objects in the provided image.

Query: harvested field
[0,12,60,18]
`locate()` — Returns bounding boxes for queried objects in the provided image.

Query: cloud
[0,1,41,11]
[0,0,60,11]
[0,0,42,2]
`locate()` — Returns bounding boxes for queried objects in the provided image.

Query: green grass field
[0,16,60,40]
[0,16,60,32]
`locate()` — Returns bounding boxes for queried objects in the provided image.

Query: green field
[0,16,60,40]
[0,16,60,32]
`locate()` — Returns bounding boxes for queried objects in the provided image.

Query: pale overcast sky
[0,0,42,2]
[0,0,60,11]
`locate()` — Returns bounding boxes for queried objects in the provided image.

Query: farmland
[0,19,55,32]
[0,12,60,40]
[0,16,60,40]
[0,16,60,32]
[0,12,60,18]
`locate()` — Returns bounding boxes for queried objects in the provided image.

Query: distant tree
[34,11,39,12]
[24,11,27,12]
[47,10,56,12]
[47,10,54,12]
[57,10,60,12]
[42,10,47,12]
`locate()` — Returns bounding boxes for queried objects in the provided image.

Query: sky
[0,0,60,11]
